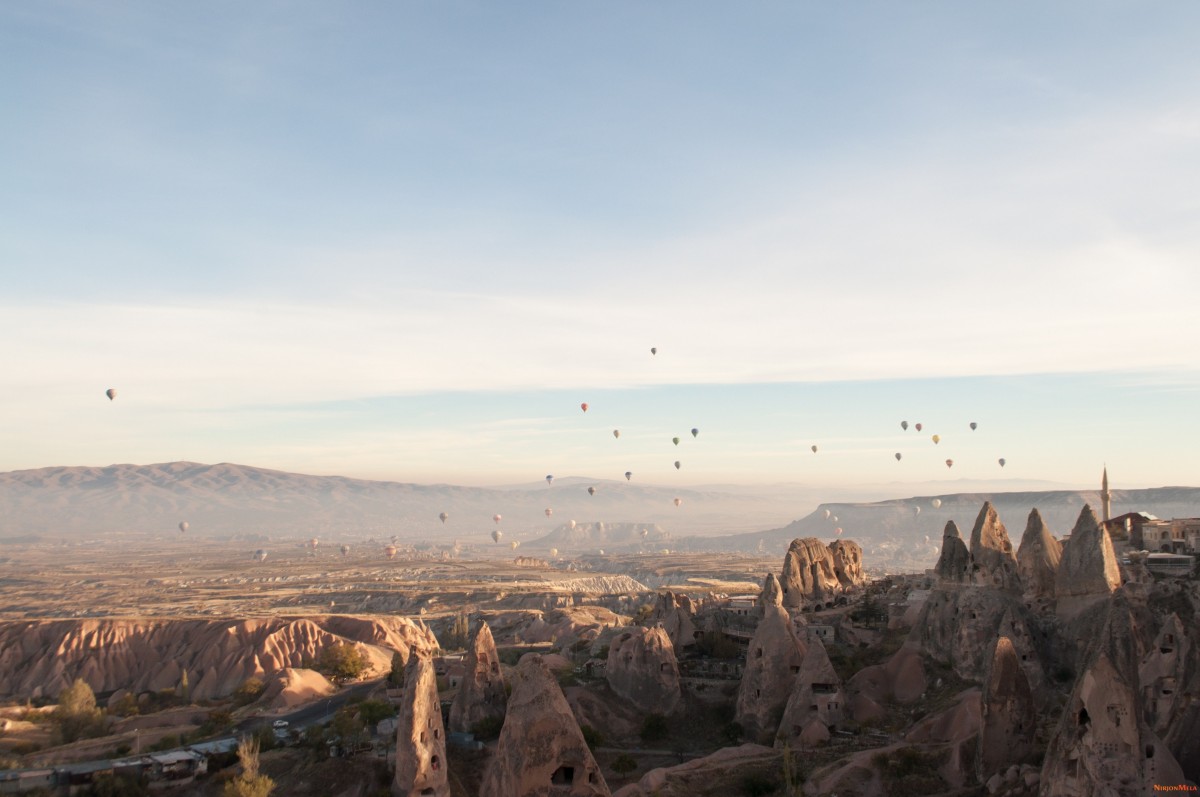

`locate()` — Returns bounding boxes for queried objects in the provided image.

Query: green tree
[55,678,105,744]
[356,700,396,726]
[233,677,266,706]
[639,714,669,744]
[441,612,470,651]
[329,707,367,750]
[611,753,638,778]
[318,643,371,685]
[223,736,275,797]
[387,651,405,687]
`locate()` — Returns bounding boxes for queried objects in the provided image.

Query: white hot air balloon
[673,497,682,507]
[439,512,448,523]
[106,388,117,401]
[178,521,189,533]
[588,486,597,496]
[832,515,838,522]
[491,529,503,543]
[931,498,942,509]
[823,509,831,520]
[510,540,519,551]
[545,507,553,517]
[641,529,649,539]
[568,520,577,530]
[914,506,921,515]
[340,544,350,556]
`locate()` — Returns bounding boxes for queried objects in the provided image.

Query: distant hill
[674,486,1200,570]
[0,462,790,539]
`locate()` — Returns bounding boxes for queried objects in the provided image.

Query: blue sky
[1,2,1197,489]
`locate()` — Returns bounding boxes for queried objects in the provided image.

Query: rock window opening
[756,648,763,658]
[660,663,671,672]
[434,729,440,739]
[1147,746,1155,759]
[588,771,598,784]
[551,766,575,785]
[430,755,441,771]
[790,666,801,674]
[420,732,427,743]
[421,790,435,796]
[1078,708,1090,727]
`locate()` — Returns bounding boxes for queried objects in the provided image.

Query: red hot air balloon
[580,402,588,412]
[915,423,923,432]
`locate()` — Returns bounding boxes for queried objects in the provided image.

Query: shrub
[318,643,371,685]
[580,724,604,751]
[639,714,669,744]
[233,678,266,707]
[611,753,638,777]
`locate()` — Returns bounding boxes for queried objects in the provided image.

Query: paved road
[235,678,383,734]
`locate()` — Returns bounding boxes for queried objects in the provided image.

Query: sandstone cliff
[828,539,866,588]
[934,521,971,583]
[480,654,610,797]
[0,615,437,701]
[606,627,681,715]
[780,537,841,609]
[648,592,696,650]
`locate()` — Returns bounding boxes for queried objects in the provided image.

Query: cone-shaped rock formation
[480,654,610,797]
[394,655,450,797]
[968,502,1021,592]
[1055,505,1121,620]
[934,521,971,584]
[606,626,681,715]
[448,621,506,734]
[977,637,1036,781]
[1016,508,1062,603]
[736,604,807,741]
[777,634,844,748]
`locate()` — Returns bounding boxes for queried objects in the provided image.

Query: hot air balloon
[835,527,843,536]
[510,540,520,551]
[931,498,942,509]
[823,509,831,519]
[691,428,699,438]
[895,452,902,461]
[545,475,554,486]
[673,461,681,470]
[931,434,940,444]
[650,347,657,355]
[915,423,923,432]
[254,549,267,562]
[491,529,502,543]
[832,515,838,522]
[587,485,598,496]
[641,529,649,539]
[970,422,977,431]
[598,549,605,555]
[998,458,1006,467]
[106,388,117,401]
[178,521,189,533]
[493,514,502,524]
[549,548,558,558]
[545,507,553,517]
[901,420,908,431]
[340,544,350,556]
[310,537,319,549]
[624,471,632,481]
[811,445,818,453]
[439,512,448,524]
[945,459,954,468]
[914,506,921,515]
[568,519,577,529]
[580,403,589,413]
[613,429,620,439]
[924,535,931,545]
[385,544,397,559]
[673,497,682,507]
[672,437,680,446]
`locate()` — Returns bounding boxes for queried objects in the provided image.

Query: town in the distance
[0,463,1196,796]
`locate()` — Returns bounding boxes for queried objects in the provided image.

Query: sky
[1,2,1197,490]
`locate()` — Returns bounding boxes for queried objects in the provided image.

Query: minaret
[1100,466,1112,523]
